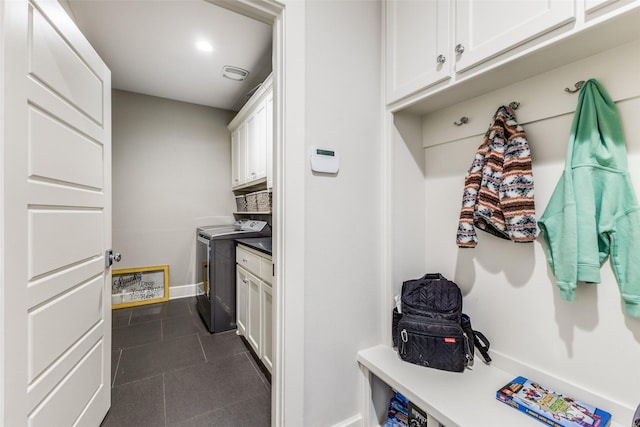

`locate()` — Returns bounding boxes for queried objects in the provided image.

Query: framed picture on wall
[111,265,169,309]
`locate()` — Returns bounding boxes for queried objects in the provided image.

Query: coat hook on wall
[509,101,520,110]
[564,80,585,94]
[453,116,469,126]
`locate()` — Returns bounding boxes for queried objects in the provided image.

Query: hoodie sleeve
[610,205,640,318]
[538,172,578,301]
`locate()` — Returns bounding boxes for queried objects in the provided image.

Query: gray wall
[112,89,236,289]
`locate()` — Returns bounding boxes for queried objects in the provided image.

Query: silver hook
[453,116,469,126]
[509,101,520,110]
[564,81,585,94]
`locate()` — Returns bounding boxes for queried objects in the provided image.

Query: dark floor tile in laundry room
[103,298,271,427]
[129,298,192,325]
[163,311,208,340]
[114,333,206,386]
[112,306,133,328]
[112,318,162,350]
[163,352,270,425]
[198,329,248,362]
[170,392,271,427]
[101,374,166,427]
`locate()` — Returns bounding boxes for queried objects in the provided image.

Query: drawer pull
[436,54,446,64]
[455,43,465,55]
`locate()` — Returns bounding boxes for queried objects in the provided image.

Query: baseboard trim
[331,414,362,427]
[169,283,203,300]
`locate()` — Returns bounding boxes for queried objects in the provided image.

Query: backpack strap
[461,313,492,365]
[473,330,491,364]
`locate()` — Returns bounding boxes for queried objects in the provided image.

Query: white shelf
[357,345,623,427]
[234,211,271,215]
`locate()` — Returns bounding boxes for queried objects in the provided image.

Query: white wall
[112,90,236,288]
[303,1,383,425]
[391,41,640,420]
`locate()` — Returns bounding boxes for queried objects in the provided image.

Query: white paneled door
[1,0,112,425]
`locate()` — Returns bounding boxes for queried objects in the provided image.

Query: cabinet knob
[455,44,465,55]
[436,54,446,64]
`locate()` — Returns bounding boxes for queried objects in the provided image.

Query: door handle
[105,249,122,268]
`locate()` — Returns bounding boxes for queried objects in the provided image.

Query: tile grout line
[111,349,122,388]
[243,352,271,390]
[162,373,167,427]
[197,333,208,363]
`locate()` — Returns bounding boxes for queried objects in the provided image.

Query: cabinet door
[246,99,267,185]
[386,0,451,103]
[585,0,634,17]
[261,283,273,373]
[246,271,262,355]
[455,0,574,72]
[231,129,240,189]
[233,122,248,189]
[265,92,273,189]
[236,266,248,336]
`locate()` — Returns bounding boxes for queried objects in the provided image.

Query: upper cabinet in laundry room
[230,74,273,190]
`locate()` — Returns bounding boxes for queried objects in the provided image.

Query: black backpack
[392,273,490,372]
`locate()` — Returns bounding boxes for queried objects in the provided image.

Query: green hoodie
[538,79,640,318]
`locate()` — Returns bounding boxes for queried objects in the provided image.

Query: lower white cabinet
[261,282,273,372]
[236,267,248,336]
[246,271,262,355]
[236,244,273,374]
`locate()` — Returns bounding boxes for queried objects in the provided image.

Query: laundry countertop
[235,237,272,256]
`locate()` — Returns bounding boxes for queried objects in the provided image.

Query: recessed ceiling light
[222,66,249,81]
[195,40,213,52]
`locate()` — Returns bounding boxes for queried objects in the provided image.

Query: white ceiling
[66,0,273,112]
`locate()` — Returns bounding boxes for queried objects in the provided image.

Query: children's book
[384,392,409,427]
[496,376,611,427]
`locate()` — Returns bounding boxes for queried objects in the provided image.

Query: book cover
[496,376,611,427]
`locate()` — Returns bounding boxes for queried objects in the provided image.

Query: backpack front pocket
[398,315,468,372]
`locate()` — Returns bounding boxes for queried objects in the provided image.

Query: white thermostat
[310,145,339,174]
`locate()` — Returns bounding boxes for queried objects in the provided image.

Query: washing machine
[195,220,271,333]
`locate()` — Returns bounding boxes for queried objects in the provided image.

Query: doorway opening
[63,0,291,425]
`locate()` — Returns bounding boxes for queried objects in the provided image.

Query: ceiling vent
[222,66,249,81]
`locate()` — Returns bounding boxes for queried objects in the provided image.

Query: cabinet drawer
[236,246,261,276]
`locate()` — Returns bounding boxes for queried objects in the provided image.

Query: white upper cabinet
[584,0,635,17]
[454,1,574,73]
[231,123,248,188]
[386,0,450,101]
[229,74,273,190]
[385,0,640,109]
[247,99,267,185]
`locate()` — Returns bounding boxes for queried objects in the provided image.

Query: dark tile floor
[102,297,271,427]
